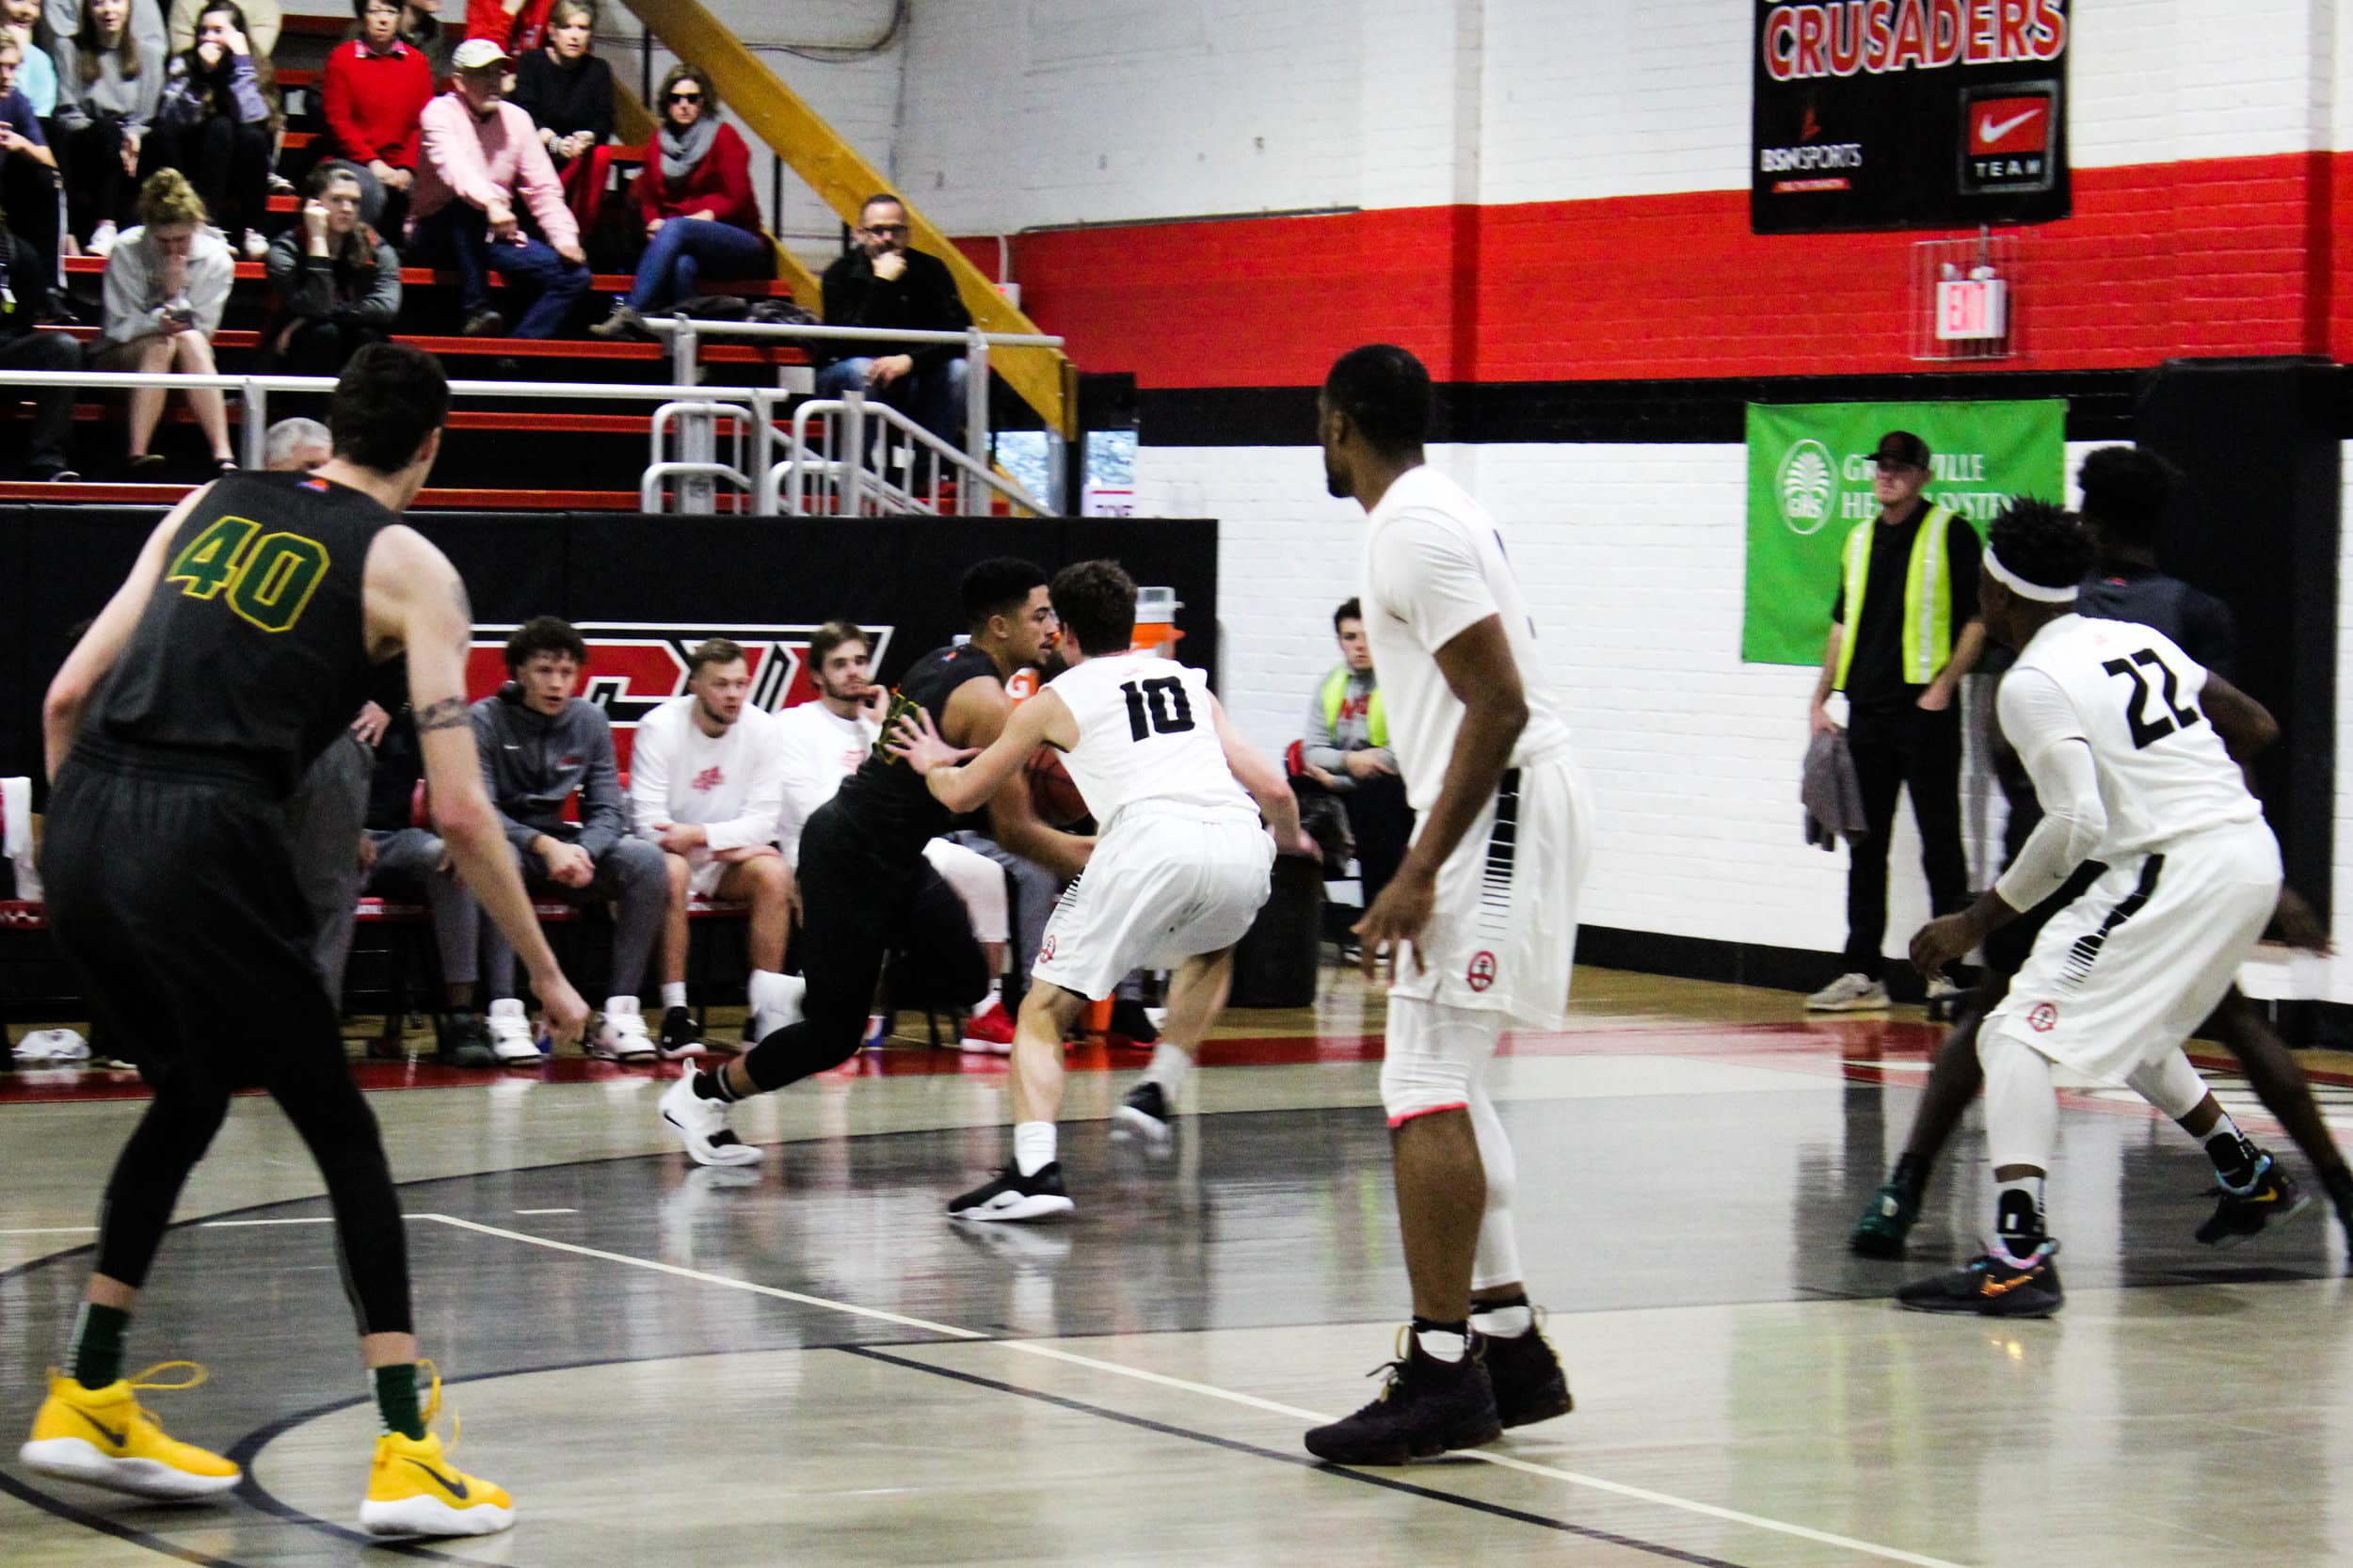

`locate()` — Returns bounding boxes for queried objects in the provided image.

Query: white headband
[1985,547,2078,603]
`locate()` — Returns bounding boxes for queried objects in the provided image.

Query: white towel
[12,1028,88,1062]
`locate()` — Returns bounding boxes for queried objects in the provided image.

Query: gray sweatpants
[364,826,481,993]
[946,830,1056,994]
[480,835,666,1002]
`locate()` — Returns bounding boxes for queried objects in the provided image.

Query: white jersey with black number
[1999,614,2261,860]
[1044,653,1256,830]
[1360,465,1575,810]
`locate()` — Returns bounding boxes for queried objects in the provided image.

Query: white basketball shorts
[1031,807,1275,1000]
[1990,816,2281,1086]
[1389,756,1591,1032]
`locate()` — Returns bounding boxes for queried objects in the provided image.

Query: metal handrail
[652,316,1064,483]
[778,392,1050,520]
[0,367,1048,520]
[644,401,755,514]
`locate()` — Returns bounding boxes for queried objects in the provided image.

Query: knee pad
[1380,997,1500,1127]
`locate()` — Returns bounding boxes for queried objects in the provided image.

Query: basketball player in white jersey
[1902,499,2305,1317]
[888,559,1311,1220]
[1295,344,1584,1466]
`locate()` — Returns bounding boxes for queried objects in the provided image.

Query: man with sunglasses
[814,192,972,451]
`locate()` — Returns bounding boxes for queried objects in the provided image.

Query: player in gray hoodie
[472,616,669,1062]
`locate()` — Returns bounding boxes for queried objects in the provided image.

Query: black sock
[2203,1125,2262,1190]
[1891,1152,1929,1205]
[693,1067,738,1104]
[68,1303,130,1390]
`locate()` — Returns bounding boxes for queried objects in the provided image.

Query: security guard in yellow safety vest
[1300,597,1414,914]
[1805,430,1986,1013]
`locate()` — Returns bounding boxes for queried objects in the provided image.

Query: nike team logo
[1977,106,2042,145]
[404,1456,471,1499]
[1978,1271,2039,1297]
[75,1408,128,1448]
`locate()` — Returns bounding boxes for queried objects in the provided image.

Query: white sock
[1470,1301,1533,1339]
[1144,1042,1192,1094]
[1415,1326,1468,1363]
[971,988,1002,1019]
[661,982,687,1012]
[1013,1121,1056,1177]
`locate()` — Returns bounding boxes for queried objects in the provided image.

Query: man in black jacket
[815,192,972,449]
[0,205,80,482]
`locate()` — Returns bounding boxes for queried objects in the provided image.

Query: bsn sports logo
[2028,1001,2058,1033]
[1776,440,1836,536]
[465,622,896,768]
[1465,952,1497,993]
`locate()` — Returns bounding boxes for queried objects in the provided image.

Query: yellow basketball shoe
[359,1364,514,1538]
[20,1362,241,1501]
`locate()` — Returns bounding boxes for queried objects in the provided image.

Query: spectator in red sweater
[587,62,767,340]
[464,0,549,53]
[320,0,432,233]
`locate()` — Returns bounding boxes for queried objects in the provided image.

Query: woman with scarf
[587,62,767,340]
[145,0,276,259]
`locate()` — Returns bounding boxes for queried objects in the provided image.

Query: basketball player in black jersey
[661,557,1093,1163]
[20,345,587,1538]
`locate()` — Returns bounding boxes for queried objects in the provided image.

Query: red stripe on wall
[995,153,2347,388]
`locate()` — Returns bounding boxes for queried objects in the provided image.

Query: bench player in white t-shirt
[1901,499,2306,1318]
[1301,345,1586,1467]
[628,638,796,1057]
[889,559,1311,1220]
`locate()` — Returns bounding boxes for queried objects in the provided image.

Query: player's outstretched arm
[889,688,1061,816]
[936,677,1092,879]
[367,526,589,1050]
[41,486,209,778]
[1209,694,1314,856]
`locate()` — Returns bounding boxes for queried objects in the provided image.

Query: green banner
[1742,399,2065,665]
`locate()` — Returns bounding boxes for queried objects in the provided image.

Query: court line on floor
[840,1345,1757,1568]
[417,1213,1975,1568]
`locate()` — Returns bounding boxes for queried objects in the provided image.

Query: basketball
[1024,747,1090,827]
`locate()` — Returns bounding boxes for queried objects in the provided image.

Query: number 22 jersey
[1045,653,1255,831]
[1998,614,2260,860]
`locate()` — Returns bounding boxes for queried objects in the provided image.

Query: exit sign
[1935,279,2008,341]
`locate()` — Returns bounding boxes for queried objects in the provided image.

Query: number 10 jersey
[1998,613,2261,860]
[1044,652,1256,832]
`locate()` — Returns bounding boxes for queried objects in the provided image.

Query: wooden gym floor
[4,966,2351,1568]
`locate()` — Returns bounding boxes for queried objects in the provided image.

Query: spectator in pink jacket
[405,35,587,337]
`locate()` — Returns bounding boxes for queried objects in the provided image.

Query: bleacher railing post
[963,329,991,518]
[240,378,266,471]
[842,387,867,519]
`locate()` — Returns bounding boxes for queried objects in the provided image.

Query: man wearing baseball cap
[1804,429,1985,1012]
[406,35,590,338]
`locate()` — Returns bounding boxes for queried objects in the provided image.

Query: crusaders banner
[1752,0,2071,232]
[1741,399,2064,665]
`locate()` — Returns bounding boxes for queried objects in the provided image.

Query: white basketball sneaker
[658,1073,763,1167]
[590,998,658,1063]
[484,999,541,1064]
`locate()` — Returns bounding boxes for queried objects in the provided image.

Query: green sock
[374,1364,424,1441]
[69,1303,130,1391]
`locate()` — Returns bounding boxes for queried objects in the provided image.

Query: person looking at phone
[96,167,238,477]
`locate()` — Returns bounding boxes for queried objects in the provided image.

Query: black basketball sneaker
[1896,1240,2063,1318]
[1480,1323,1573,1429]
[1115,1080,1176,1141]
[1303,1332,1502,1465]
[947,1162,1075,1222]
[2195,1153,2311,1248]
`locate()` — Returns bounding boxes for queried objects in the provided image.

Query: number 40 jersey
[1999,614,2262,861]
[1044,653,1257,833]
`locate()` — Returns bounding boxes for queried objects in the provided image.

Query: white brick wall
[897,0,2340,232]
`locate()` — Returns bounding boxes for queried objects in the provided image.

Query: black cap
[1867,430,1930,469]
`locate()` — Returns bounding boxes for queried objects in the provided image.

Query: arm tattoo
[416,697,470,732]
